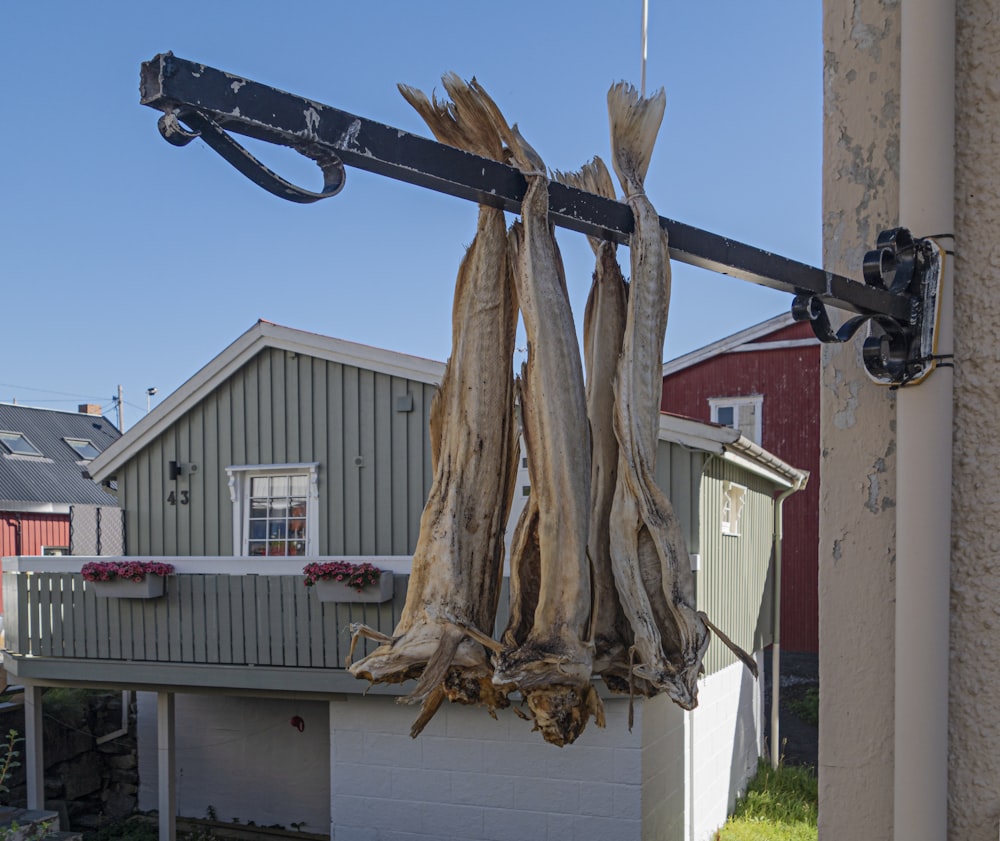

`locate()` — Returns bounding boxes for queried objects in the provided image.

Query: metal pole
[894,1,955,838]
[640,0,649,97]
[116,384,124,432]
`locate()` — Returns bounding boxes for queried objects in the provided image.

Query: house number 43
[168,490,190,506]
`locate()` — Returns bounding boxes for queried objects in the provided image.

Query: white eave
[661,312,819,378]
[88,321,446,483]
[658,413,809,491]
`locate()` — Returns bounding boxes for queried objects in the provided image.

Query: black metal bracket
[792,228,943,386]
[139,53,940,386]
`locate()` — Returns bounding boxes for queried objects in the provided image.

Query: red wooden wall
[0,512,70,614]
[661,320,820,652]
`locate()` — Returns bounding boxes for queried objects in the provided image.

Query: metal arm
[139,52,941,385]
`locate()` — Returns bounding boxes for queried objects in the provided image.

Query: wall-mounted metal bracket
[139,53,940,387]
[792,228,943,386]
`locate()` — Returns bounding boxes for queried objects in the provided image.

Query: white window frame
[721,481,747,536]
[709,395,764,444]
[225,463,319,557]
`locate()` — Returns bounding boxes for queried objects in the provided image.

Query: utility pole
[116,384,124,431]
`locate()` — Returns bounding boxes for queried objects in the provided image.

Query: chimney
[78,404,102,416]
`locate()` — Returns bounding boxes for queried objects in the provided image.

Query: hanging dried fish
[482,106,604,746]
[552,158,647,696]
[348,75,520,736]
[605,82,712,710]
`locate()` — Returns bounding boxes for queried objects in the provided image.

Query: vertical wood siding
[120,348,436,557]
[653,441,706,554]
[661,320,819,652]
[698,458,775,675]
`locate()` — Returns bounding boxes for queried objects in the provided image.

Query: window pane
[717,406,735,427]
[250,500,268,519]
[289,518,306,539]
[248,541,266,556]
[250,477,269,498]
[267,541,287,556]
[738,404,758,442]
[249,520,267,539]
[269,521,287,539]
[289,475,308,496]
[268,499,289,517]
[0,432,42,456]
[65,438,101,460]
[271,476,290,498]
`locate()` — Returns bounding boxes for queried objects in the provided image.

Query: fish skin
[348,76,519,732]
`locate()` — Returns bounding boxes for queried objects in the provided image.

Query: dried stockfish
[348,75,519,735]
[606,82,711,710]
[482,107,604,746]
[552,158,649,697]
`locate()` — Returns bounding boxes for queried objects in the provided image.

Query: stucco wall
[136,693,332,833]
[951,1,1000,834]
[820,1,900,838]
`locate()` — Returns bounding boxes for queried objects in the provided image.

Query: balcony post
[23,684,43,810]
[157,692,176,841]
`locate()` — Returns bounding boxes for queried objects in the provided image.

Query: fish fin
[698,611,759,678]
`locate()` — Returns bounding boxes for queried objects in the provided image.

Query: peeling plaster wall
[951,2,1000,835]
[820,2,899,838]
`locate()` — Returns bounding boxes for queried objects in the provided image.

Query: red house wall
[661,321,820,652]
[0,512,70,614]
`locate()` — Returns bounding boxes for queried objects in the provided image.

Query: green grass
[786,687,820,726]
[714,759,817,841]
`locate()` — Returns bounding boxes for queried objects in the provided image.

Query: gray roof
[0,404,120,507]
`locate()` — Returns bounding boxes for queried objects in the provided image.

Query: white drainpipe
[770,477,807,770]
[895,2,955,839]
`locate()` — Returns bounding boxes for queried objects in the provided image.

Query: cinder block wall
[329,695,645,841]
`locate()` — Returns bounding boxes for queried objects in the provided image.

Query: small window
[0,431,42,456]
[226,463,319,557]
[709,396,763,445]
[42,546,69,556]
[64,438,101,460]
[721,481,747,536]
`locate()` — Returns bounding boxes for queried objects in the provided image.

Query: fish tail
[553,156,618,254]
[607,82,666,197]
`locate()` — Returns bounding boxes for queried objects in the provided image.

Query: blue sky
[2,2,821,431]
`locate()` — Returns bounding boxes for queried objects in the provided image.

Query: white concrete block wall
[137,692,331,833]
[639,692,688,841]
[133,653,762,840]
[688,656,765,841]
[329,694,643,841]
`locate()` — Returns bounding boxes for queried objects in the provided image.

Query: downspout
[770,476,807,770]
[895,3,955,840]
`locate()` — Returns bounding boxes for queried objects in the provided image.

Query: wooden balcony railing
[0,557,430,696]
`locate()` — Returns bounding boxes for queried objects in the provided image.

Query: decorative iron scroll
[792,228,943,386]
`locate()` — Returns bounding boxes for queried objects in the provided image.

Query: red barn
[0,403,122,612]
[661,313,820,653]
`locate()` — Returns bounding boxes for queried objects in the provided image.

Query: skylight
[64,438,101,460]
[0,431,43,456]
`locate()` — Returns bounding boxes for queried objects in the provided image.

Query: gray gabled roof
[88,321,445,483]
[0,404,121,509]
